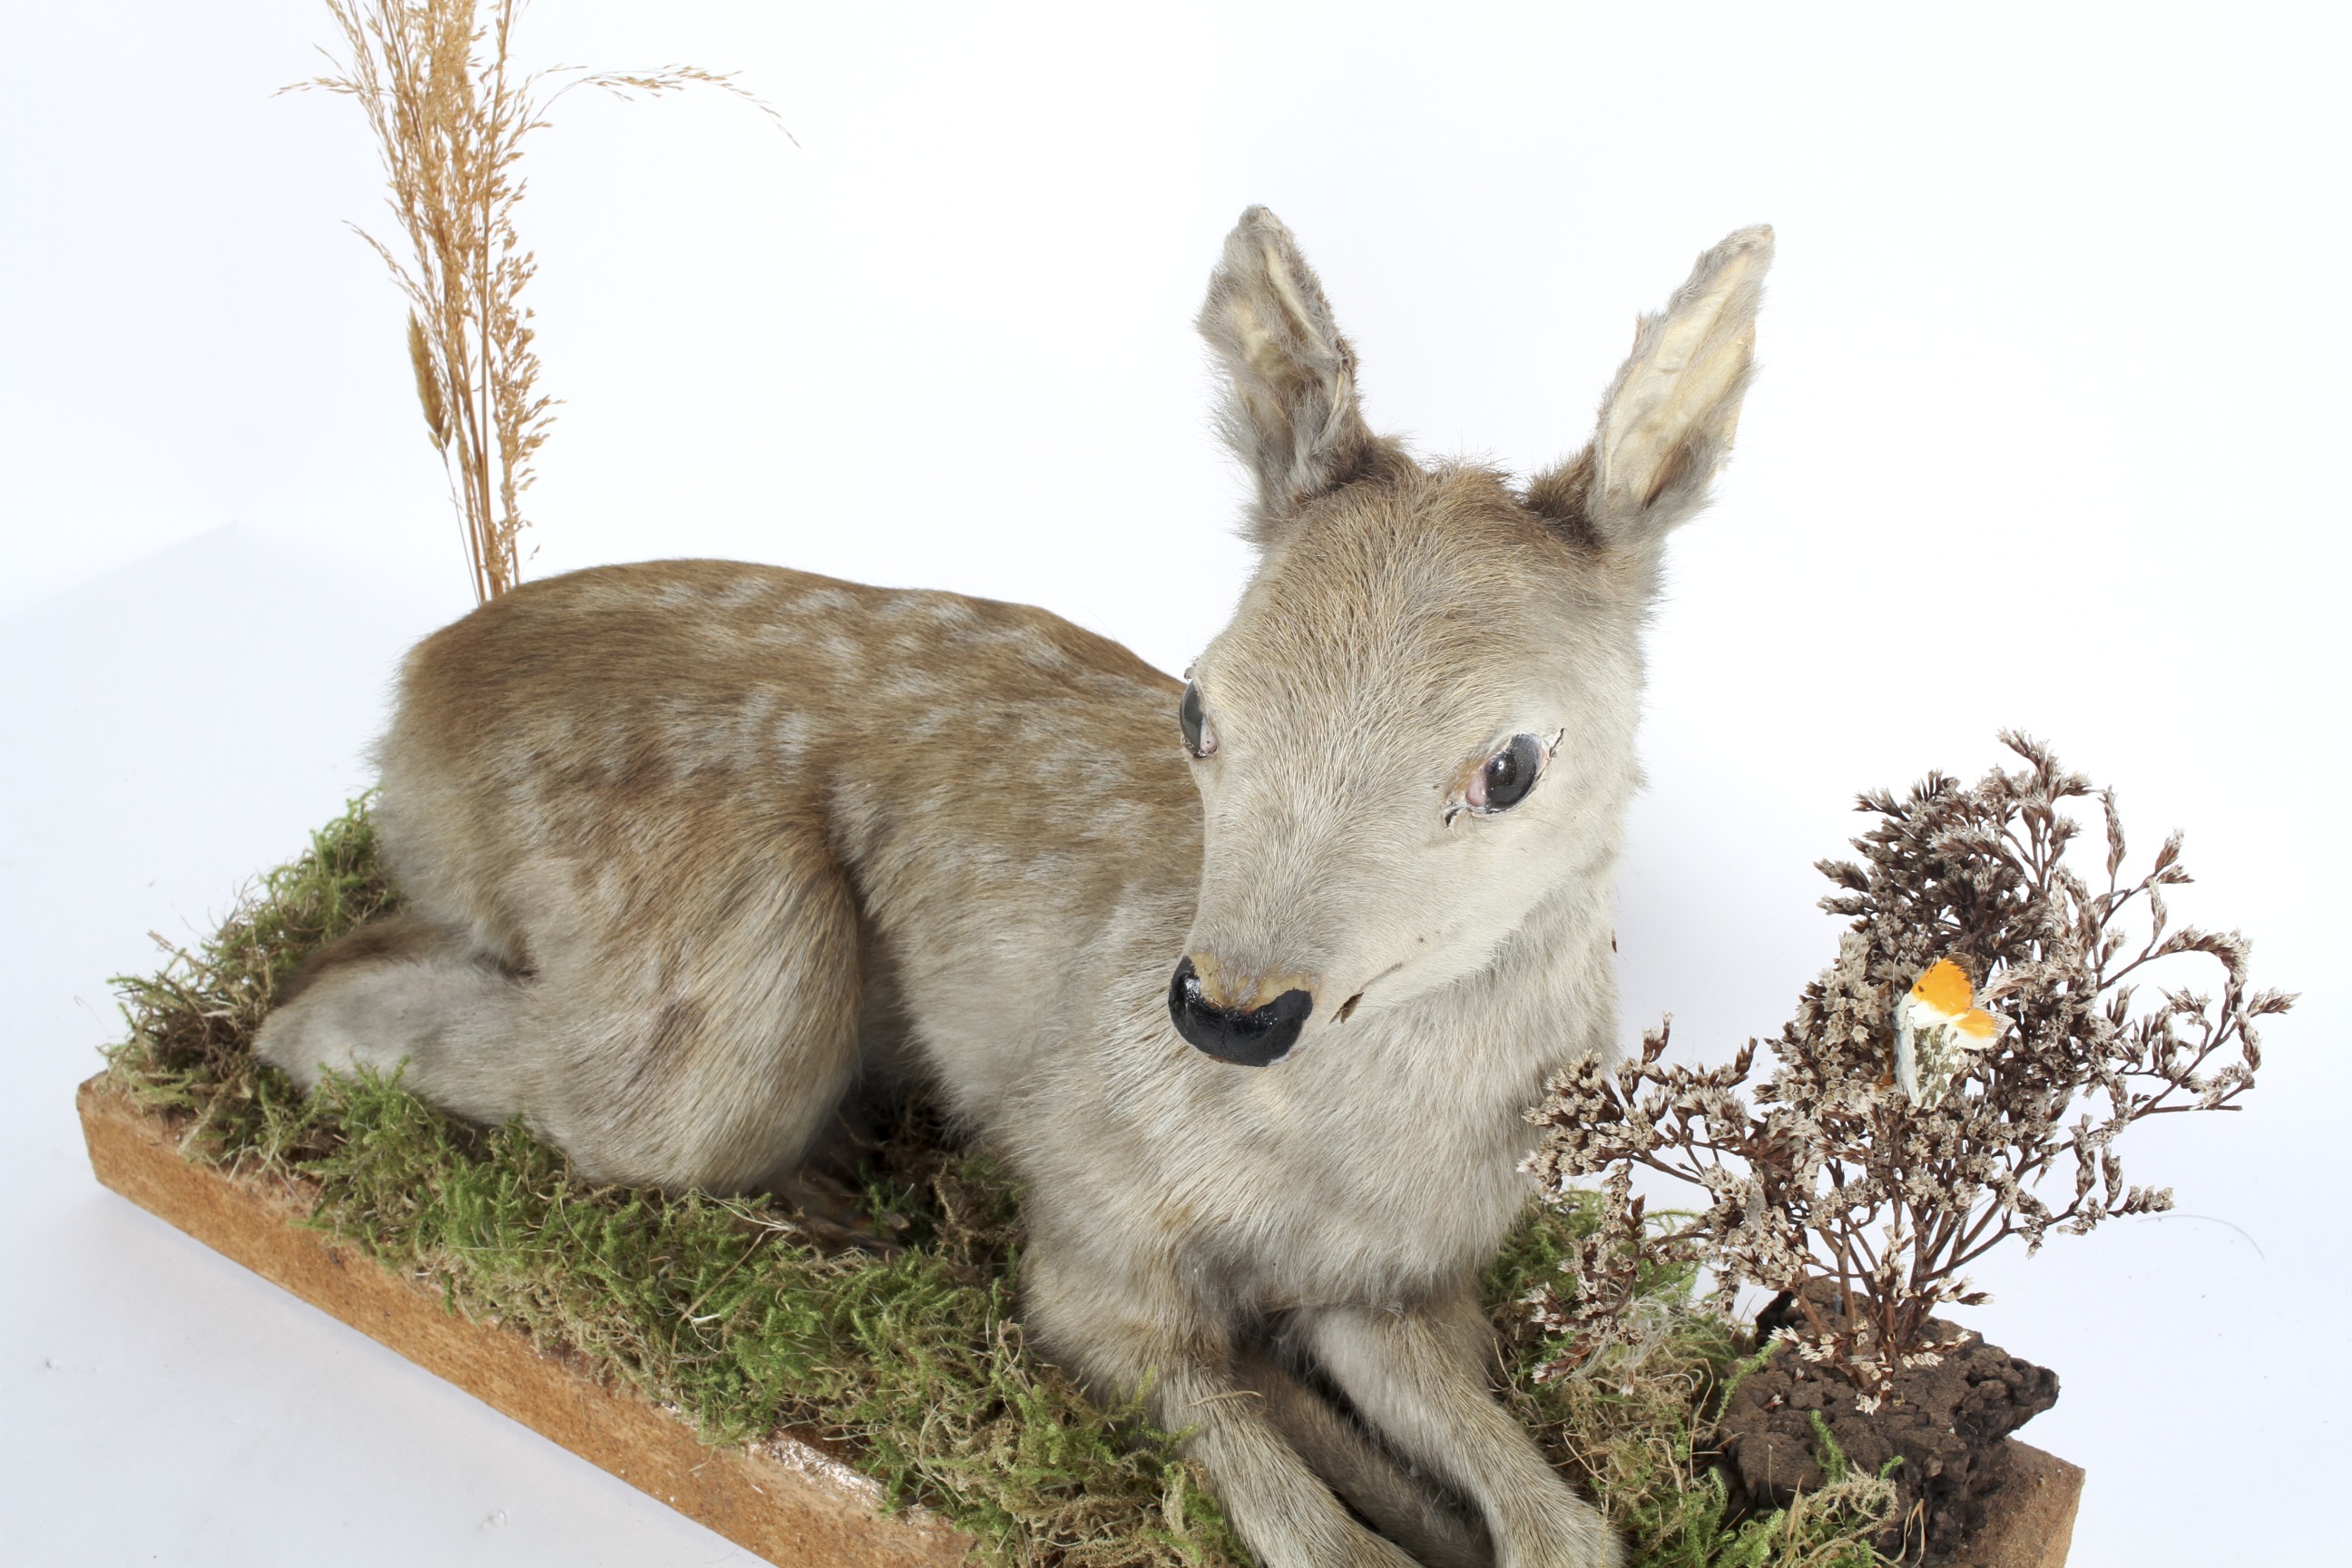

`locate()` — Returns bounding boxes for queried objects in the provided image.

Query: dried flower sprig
[1523,733,2292,1406]
[294,1,781,603]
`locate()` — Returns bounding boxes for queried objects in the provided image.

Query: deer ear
[1198,207,1387,548]
[1528,225,1773,559]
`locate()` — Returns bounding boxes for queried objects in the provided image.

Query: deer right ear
[1528,225,1773,563]
[1198,207,1387,549]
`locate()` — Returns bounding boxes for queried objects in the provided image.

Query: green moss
[104,801,1890,1567]
[1483,1208,1893,1568]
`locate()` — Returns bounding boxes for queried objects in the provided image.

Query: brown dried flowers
[1523,734,2291,1409]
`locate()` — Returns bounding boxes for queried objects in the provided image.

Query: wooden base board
[1964,1442,2084,1568]
[75,1075,972,1568]
[78,1073,2082,1568]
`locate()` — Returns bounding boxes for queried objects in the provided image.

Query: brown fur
[277,916,456,1005]
[257,210,1772,1568]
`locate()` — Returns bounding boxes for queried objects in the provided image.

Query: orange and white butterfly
[1892,959,2005,1108]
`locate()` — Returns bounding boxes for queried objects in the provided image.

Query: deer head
[1168,208,1771,1066]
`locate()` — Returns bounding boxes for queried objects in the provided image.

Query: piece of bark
[76,1075,973,1568]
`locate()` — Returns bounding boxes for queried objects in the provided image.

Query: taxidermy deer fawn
[259,209,1771,1568]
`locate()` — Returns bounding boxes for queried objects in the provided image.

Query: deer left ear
[1198,207,1391,549]
[1528,225,1773,559]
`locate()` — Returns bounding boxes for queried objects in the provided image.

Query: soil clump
[1715,1282,2058,1563]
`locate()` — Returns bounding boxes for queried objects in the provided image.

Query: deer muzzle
[1167,955,1315,1066]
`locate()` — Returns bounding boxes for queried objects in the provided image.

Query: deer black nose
[1167,956,1313,1066]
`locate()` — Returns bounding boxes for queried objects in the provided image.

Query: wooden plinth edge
[1958,1440,2083,1568]
[76,1074,973,1568]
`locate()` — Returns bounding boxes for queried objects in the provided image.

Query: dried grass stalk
[297,2,779,603]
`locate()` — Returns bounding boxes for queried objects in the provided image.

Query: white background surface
[3,3,2344,1563]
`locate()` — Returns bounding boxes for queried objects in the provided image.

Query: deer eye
[1465,733,1545,813]
[1180,681,1218,759]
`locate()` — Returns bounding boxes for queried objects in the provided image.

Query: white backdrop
[4,4,2345,1563]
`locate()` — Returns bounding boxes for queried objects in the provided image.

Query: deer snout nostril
[1168,957,1313,1067]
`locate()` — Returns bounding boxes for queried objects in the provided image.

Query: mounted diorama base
[78,1072,2082,1568]
[77,1075,968,1568]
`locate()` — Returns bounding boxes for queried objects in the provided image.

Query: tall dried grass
[298,2,777,603]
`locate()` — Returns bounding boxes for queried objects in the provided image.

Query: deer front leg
[1234,1345,1492,1568]
[1021,1248,1417,1568]
[1295,1286,1622,1568]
